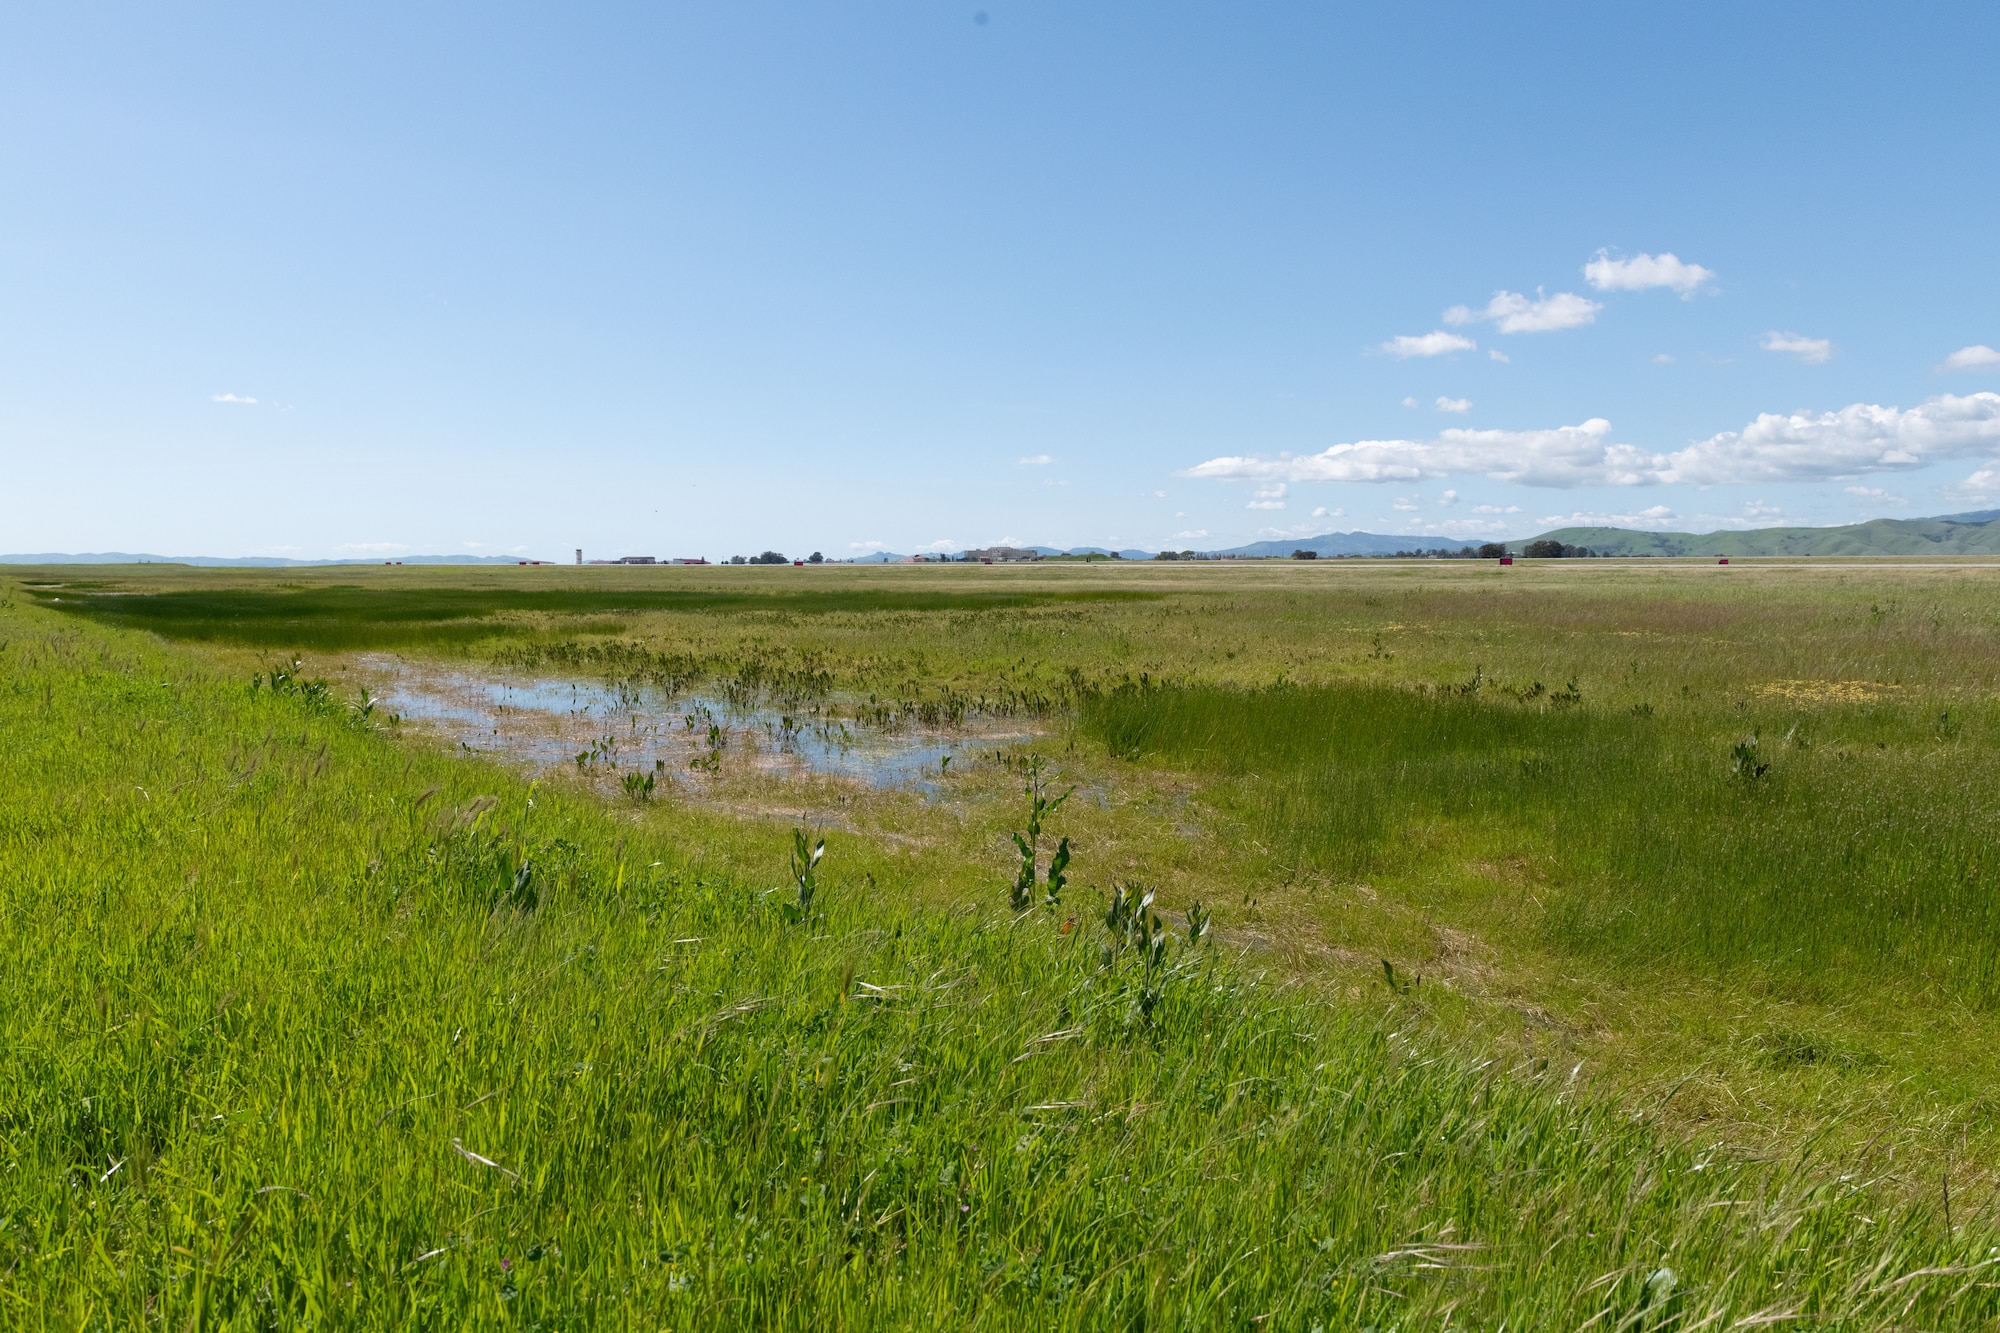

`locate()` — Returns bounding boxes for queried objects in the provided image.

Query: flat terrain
[7,558,2000,1327]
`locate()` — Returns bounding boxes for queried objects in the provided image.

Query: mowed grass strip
[1082,682,2000,1006]
[1,603,1994,1328]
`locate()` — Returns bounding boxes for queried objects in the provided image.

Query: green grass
[7,600,1999,1325]
[1082,682,2000,1006]
[26,582,1160,651]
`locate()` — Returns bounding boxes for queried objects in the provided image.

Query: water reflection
[361,658,1038,794]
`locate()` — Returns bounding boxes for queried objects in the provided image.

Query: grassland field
[7,557,2000,1328]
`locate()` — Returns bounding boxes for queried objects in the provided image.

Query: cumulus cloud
[1843,486,1905,503]
[1489,349,1510,363]
[1174,529,1209,539]
[1942,469,2000,498]
[1402,396,1420,408]
[1435,396,1472,414]
[1445,289,1600,334]
[1583,250,1716,296]
[212,392,258,404]
[1761,331,1834,363]
[1381,330,1476,358]
[1659,394,2000,485]
[915,539,960,553]
[1247,482,1288,510]
[1182,418,1650,488]
[849,540,889,551]
[1939,345,2000,373]
[1471,504,1523,515]
[1310,506,1343,518]
[1180,393,2000,491]
[1017,454,1052,465]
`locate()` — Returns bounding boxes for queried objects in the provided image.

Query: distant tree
[808,551,824,564]
[1477,542,1507,559]
[751,550,787,565]
[1523,539,1565,559]
[1291,549,1318,560]
[729,555,747,565]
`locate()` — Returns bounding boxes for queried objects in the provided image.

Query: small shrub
[779,829,825,925]
[1731,734,1771,782]
[1008,756,1074,912]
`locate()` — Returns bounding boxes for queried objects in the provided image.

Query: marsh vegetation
[9,559,2000,1326]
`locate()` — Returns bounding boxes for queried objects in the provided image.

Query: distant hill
[0,552,542,567]
[1513,513,2000,558]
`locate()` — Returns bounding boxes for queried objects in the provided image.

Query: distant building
[963,546,1040,563]
[674,558,708,565]
[612,556,657,564]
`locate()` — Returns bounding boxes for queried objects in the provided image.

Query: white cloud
[1939,345,2000,373]
[1659,393,2000,486]
[1761,331,1834,363]
[1439,489,1459,506]
[1392,499,1419,512]
[916,539,960,553]
[340,541,410,552]
[1435,396,1472,414]
[1652,353,1676,365]
[1247,499,1287,510]
[1535,505,1681,530]
[212,392,258,404]
[1017,454,1052,465]
[1182,418,1650,488]
[1402,396,1420,408]
[1381,330,1476,358]
[1944,469,2000,497]
[1488,349,1510,363]
[849,540,889,551]
[1182,393,2000,491]
[1174,529,1209,539]
[1471,504,1523,514]
[1842,486,1905,503]
[1310,506,1343,518]
[1583,250,1716,297]
[1445,289,1600,334]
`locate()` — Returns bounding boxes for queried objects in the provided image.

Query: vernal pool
[359,657,1042,794]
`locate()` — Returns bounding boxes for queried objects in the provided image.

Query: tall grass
[1082,682,2000,1006]
[5,609,1996,1324]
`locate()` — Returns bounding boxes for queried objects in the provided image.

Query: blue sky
[5,3,1999,559]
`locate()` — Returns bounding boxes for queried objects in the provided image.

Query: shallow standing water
[357,656,1042,794]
